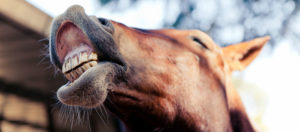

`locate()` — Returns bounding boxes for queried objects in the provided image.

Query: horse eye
[191,36,209,50]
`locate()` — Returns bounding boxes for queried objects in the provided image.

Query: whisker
[96,108,110,130]
[87,111,91,132]
[38,37,49,43]
[101,105,109,122]
[98,106,106,121]
[52,98,95,131]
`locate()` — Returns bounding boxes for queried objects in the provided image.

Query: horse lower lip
[57,62,121,108]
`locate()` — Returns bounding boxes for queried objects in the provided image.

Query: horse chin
[57,62,122,108]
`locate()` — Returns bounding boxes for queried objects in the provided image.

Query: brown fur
[49,5,270,132]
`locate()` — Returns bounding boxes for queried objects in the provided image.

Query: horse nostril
[98,18,109,26]
[97,18,114,34]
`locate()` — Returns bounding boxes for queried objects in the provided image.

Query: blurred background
[0,0,299,131]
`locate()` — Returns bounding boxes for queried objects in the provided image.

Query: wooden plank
[2,94,48,127]
[0,69,64,91]
[0,21,26,40]
[0,50,42,62]
[0,0,52,36]
[0,46,43,56]
[0,41,42,52]
[0,0,65,92]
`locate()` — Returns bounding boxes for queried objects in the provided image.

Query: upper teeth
[62,52,98,82]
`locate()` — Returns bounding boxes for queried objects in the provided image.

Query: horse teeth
[62,51,98,82]
[89,61,97,67]
[74,71,79,79]
[69,72,74,81]
[65,73,72,81]
[82,63,91,71]
[78,52,83,64]
[76,67,83,76]
[89,53,98,60]
[81,52,88,62]
[72,56,78,69]
[79,67,85,74]
[66,58,71,72]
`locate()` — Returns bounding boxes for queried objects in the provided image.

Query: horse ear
[222,36,270,71]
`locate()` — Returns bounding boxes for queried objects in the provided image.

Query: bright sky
[27,0,166,29]
[27,0,300,131]
[240,40,300,132]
